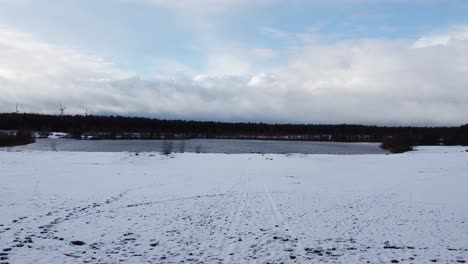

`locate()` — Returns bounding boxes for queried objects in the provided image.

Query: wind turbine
[15,103,19,114]
[85,107,88,116]
[59,104,66,116]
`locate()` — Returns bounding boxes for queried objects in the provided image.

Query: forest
[1,113,467,148]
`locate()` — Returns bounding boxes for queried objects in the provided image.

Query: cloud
[250,48,277,60]
[120,0,279,13]
[270,34,468,125]
[0,26,135,114]
[122,0,460,12]
[1,25,468,125]
[0,0,30,6]
[413,26,468,48]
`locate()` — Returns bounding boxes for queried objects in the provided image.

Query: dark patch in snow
[70,240,86,246]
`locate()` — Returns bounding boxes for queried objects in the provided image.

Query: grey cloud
[1,25,468,125]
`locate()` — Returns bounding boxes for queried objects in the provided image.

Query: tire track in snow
[173,177,246,263]
[129,177,245,263]
[257,174,301,261]
[194,177,247,263]
[219,172,249,263]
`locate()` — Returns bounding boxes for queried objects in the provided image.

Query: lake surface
[6,139,388,155]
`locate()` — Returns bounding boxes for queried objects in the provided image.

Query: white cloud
[122,0,277,11]
[413,26,468,48]
[122,0,460,13]
[0,0,30,6]
[250,48,277,60]
[1,25,468,125]
[270,31,468,125]
[0,26,135,114]
[203,55,252,76]
[247,72,277,87]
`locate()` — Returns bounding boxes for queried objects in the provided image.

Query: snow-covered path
[0,147,467,263]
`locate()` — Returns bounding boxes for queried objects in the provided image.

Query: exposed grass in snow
[0,148,467,263]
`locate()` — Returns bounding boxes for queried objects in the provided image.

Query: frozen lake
[9,138,388,154]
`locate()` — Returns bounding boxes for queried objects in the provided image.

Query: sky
[1,0,468,125]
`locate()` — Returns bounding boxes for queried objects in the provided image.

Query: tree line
[0,129,35,147]
[0,113,467,148]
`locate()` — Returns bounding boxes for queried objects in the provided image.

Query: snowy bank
[0,147,467,263]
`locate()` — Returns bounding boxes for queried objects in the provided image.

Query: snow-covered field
[0,147,467,263]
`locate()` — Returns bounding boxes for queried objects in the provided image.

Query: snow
[47,132,70,139]
[0,147,467,263]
